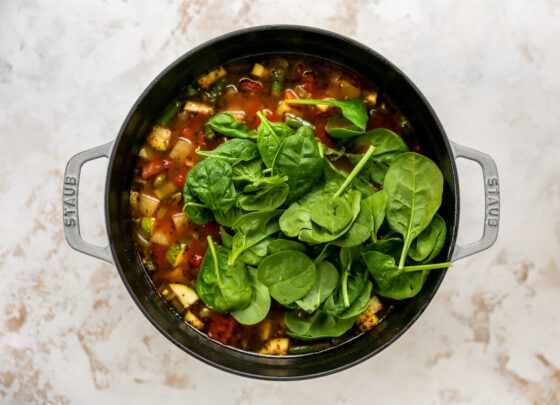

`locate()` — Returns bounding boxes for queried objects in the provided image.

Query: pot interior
[106,25,459,380]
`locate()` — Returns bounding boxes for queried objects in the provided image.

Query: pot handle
[63,142,114,263]
[451,142,500,261]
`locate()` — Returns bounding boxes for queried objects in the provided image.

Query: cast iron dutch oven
[62,25,500,380]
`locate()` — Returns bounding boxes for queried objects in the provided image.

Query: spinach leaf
[273,130,323,203]
[186,158,237,212]
[361,250,451,300]
[229,210,282,264]
[208,112,256,139]
[232,268,271,325]
[256,111,294,168]
[267,239,308,254]
[196,236,252,312]
[237,180,289,212]
[408,214,447,263]
[384,152,444,270]
[325,115,365,138]
[257,250,317,306]
[296,261,339,313]
[285,98,368,133]
[196,139,259,165]
[213,206,244,228]
[353,128,408,161]
[284,310,356,340]
[182,187,213,225]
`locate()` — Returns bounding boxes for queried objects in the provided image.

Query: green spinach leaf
[208,112,256,139]
[408,214,447,263]
[284,310,356,340]
[232,268,271,325]
[273,131,323,203]
[229,210,282,264]
[256,111,294,168]
[384,152,444,270]
[186,158,237,212]
[296,260,339,313]
[196,236,252,312]
[196,138,259,165]
[285,98,368,133]
[257,250,316,306]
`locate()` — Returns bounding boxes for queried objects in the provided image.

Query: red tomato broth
[130,55,418,354]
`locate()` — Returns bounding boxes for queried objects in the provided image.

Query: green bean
[271,68,285,96]
[284,113,315,129]
[157,100,183,125]
[288,341,332,355]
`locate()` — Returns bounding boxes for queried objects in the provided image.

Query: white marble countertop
[1,0,559,403]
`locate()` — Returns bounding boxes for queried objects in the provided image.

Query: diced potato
[150,230,171,246]
[197,66,227,89]
[184,311,204,330]
[339,79,361,98]
[169,283,199,308]
[315,98,335,112]
[169,137,194,165]
[259,338,289,355]
[147,126,172,151]
[251,63,269,78]
[166,243,187,267]
[137,145,155,159]
[275,101,292,117]
[183,101,214,115]
[154,181,178,200]
[138,193,160,216]
[355,296,384,332]
[171,212,186,233]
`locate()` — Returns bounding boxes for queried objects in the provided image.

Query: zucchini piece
[166,243,187,267]
[140,217,155,238]
[197,66,227,89]
[154,181,178,200]
[147,126,172,151]
[169,283,199,308]
[184,310,204,329]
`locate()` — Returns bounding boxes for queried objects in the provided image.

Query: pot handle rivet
[63,142,114,263]
[450,142,500,261]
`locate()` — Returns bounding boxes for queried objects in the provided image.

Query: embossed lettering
[63,176,79,228]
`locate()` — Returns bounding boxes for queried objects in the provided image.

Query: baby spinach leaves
[207,112,256,139]
[184,103,451,344]
[258,250,317,306]
[196,236,252,313]
[384,152,444,270]
[285,98,368,138]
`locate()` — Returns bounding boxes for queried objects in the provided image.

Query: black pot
[63,25,500,380]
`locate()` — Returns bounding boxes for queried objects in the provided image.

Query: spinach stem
[333,145,375,199]
[185,202,207,209]
[403,262,452,272]
[341,269,350,308]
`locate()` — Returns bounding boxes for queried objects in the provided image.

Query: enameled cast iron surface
[105,25,459,379]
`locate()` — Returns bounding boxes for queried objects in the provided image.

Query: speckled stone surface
[1,0,559,403]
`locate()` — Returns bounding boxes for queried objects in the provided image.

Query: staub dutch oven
[62,25,500,380]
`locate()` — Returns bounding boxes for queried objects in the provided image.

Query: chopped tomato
[284,89,297,100]
[189,254,203,268]
[173,173,186,187]
[208,313,240,345]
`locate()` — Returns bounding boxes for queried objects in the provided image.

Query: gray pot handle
[63,142,114,263]
[451,142,500,261]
